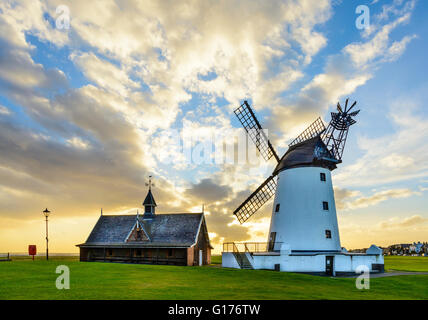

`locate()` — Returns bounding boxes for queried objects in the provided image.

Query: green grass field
[0,255,427,300]
[384,256,428,272]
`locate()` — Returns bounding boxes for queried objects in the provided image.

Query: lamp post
[43,208,51,260]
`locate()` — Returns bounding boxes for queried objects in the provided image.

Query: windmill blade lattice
[289,117,326,147]
[234,101,280,163]
[322,99,360,161]
[233,175,277,224]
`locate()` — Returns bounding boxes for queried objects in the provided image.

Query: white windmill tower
[232,100,360,254]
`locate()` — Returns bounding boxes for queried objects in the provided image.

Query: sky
[0,0,427,254]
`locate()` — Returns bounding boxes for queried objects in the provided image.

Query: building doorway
[325,256,334,276]
[268,232,276,251]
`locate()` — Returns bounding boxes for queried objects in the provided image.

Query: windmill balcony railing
[223,242,283,254]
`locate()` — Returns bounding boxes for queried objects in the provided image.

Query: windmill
[233,99,359,252]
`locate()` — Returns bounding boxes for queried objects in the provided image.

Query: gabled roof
[273,136,338,174]
[143,189,157,206]
[125,219,151,242]
[77,213,206,248]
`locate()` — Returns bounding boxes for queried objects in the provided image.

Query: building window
[275,204,280,212]
[323,201,329,211]
[320,172,326,181]
[136,228,142,240]
[136,249,142,256]
[325,230,332,239]
[168,249,173,257]
[107,249,113,256]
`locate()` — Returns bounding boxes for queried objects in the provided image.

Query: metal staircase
[233,252,253,269]
[232,243,253,269]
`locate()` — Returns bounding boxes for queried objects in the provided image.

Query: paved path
[340,271,428,278]
[373,271,428,278]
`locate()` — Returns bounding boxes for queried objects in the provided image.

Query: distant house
[77,187,213,266]
[409,242,424,254]
[386,242,428,256]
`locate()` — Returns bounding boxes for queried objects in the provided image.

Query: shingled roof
[77,213,206,248]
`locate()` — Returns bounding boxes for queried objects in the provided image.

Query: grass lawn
[384,256,428,272]
[0,255,427,300]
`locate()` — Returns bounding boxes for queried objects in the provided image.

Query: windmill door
[325,256,334,276]
[268,232,276,251]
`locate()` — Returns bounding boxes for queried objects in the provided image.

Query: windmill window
[320,172,326,181]
[275,204,280,212]
[323,201,329,211]
[325,230,332,239]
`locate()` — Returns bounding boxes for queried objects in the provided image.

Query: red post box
[28,245,37,260]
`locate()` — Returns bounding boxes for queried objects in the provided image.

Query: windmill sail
[234,101,280,162]
[322,99,360,161]
[234,175,277,224]
[289,117,326,147]
[231,97,359,226]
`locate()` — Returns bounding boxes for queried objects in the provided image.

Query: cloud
[0,105,11,115]
[70,52,139,96]
[378,215,428,229]
[267,0,416,148]
[379,153,415,169]
[0,34,67,93]
[384,34,417,62]
[338,213,428,249]
[185,178,232,203]
[0,0,69,48]
[376,0,416,23]
[0,1,69,94]
[46,0,332,111]
[344,10,414,67]
[335,187,418,211]
[334,188,362,210]
[334,94,428,187]
[66,136,90,150]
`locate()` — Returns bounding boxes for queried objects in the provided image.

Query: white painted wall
[332,254,383,273]
[223,251,383,274]
[254,253,383,273]
[268,167,341,252]
[221,252,240,269]
[251,254,280,270]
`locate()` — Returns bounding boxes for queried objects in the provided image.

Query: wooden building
[77,187,212,266]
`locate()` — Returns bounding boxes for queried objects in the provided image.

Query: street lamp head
[43,208,51,217]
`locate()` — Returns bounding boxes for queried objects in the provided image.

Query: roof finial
[145,175,155,190]
[101,208,103,216]
[202,204,204,213]
[136,209,140,227]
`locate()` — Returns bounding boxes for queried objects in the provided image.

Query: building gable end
[125,221,150,242]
